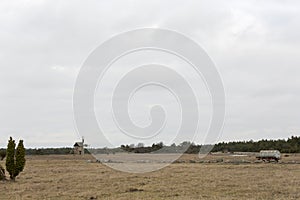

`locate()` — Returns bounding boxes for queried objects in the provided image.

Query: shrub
[15,140,26,177]
[5,137,26,181]
[0,150,6,160]
[0,164,5,181]
[6,137,15,180]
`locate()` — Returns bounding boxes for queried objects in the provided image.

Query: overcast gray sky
[0,0,300,148]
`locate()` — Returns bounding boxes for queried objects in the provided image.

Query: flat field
[1,154,300,200]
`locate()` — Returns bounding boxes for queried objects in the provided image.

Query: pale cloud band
[0,0,299,147]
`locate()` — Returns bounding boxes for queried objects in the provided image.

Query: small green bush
[0,164,5,181]
[0,150,6,160]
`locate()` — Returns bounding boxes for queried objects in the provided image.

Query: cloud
[0,0,299,147]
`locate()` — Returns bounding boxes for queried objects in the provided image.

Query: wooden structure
[73,138,85,155]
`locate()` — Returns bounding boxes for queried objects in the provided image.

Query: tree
[137,143,144,148]
[5,137,26,181]
[6,137,16,180]
[15,140,26,177]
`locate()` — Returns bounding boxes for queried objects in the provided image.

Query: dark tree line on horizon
[1,136,299,155]
[212,136,300,153]
[120,136,300,154]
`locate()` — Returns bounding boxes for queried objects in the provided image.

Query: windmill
[82,137,89,148]
[73,136,88,155]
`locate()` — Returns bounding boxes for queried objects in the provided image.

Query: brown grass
[0,154,300,200]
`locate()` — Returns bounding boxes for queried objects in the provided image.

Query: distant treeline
[120,142,164,153]
[120,136,300,154]
[1,136,299,155]
[26,148,74,155]
[0,148,90,155]
[212,136,300,153]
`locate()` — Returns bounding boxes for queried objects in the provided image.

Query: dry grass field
[1,154,300,200]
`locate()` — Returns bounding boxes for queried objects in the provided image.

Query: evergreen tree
[15,140,26,177]
[6,137,16,180]
[5,137,26,181]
